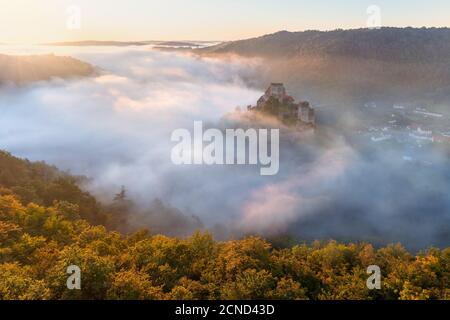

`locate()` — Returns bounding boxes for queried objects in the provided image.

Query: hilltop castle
[249,83,315,127]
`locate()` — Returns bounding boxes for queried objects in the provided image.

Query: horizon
[1,0,450,44]
[2,26,450,46]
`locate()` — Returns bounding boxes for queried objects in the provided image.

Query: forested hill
[200,27,450,63]
[0,150,449,300]
[199,28,450,103]
[1,186,449,300]
[0,54,95,84]
[0,151,204,237]
[0,151,113,227]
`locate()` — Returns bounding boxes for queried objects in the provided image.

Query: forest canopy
[0,151,449,300]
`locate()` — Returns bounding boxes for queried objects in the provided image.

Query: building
[298,101,315,125]
[257,83,287,107]
[253,83,315,126]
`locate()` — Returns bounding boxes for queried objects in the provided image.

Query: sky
[0,0,449,43]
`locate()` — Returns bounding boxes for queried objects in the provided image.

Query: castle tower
[265,83,286,101]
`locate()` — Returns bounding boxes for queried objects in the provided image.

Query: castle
[249,83,315,127]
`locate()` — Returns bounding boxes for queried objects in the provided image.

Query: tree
[107,270,164,300]
[221,269,276,299]
[114,186,127,202]
[47,245,115,300]
[270,277,308,300]
[0,263,50,300]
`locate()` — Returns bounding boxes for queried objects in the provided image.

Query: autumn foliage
[0,192,448,300]
[0,151,449,300]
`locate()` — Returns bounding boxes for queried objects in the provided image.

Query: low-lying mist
[0,46,449,250]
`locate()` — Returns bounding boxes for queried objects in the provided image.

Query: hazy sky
[1,0,449,43]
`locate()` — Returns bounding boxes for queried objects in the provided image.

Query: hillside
[199,28,450,103]
[1,184,449,300]
[0,151,109,226]
[0,150,449,300]
[0,151,202,236]
[0,54,95,84]
[201,28,450,62]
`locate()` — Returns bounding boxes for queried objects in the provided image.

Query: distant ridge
[47,40,210,47]
[47,40,156,46]
[0,54,95,84]
[198,27,450,103]
[199,27,450,63]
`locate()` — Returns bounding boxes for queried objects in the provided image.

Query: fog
[0,45,449,250]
